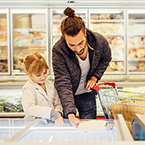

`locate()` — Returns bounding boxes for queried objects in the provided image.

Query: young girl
[21,52,64,126]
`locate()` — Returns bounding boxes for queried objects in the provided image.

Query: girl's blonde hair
[20,52,49,75]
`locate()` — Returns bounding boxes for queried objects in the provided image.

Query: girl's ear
[24,70,30,77]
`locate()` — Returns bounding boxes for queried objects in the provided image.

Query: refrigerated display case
[0,118,36,142]
[89,9,125,74]
[0,87,24,116]
[11,8,48,75]
[0,114,134,142]
[0,9,10,75]
[132,114,145,141]
[0,6,145,81]
[127,9,145,74]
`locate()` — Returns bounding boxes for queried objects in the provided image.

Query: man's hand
[68,114,80,128]
[85,76,97,89]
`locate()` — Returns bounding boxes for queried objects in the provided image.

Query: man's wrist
[68,114,75,119]
[91,76,97,82]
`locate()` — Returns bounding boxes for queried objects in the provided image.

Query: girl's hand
[55,116,64,127]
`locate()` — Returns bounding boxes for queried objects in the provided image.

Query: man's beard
[74,40,87,55]
[74,47,85,55]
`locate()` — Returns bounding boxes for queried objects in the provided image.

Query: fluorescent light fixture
[11,9,46,14]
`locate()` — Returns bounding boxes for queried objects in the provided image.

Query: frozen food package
[136,47,145,58]
[111,23,123,33]
[13,14,32,29]
[128,49,137,58]
[0,99,5,112]
[128,61,138,72]
[4,92,23,112]
[31,14,46,29]
[111,46,124,60]
[111,37,124,45]
[139,61,145,71]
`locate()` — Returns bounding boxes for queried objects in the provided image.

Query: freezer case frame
[0,8,10,76]
[0,115,133,142]
[88,8,127,75]
[10,7,49,75]
[127,9,145,75]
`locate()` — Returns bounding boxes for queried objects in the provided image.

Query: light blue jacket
[22,78,63,119]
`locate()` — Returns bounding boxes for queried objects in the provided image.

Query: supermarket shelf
[90,19,124,22]
[1,81,145,88]
[115,82,145,87]
[129,19,145,22]
[0,112,25,118]
[1,75,145,87]
[0,82,26,88]
[0,112,103,118]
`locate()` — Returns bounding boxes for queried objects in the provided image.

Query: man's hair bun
[64,7,75,17]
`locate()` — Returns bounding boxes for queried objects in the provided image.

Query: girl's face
[25,68,48,85]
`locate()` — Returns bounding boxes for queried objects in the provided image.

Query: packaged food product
[31,14,46,29]
[128,49,137,58]
[111,23,123,33]
[107,62,118,71]
[128,65,138,72]
[139,61,145,71]
[136,47,145,58]
[0,99,5,112]
[111,36,124,45]
[13,14,32,29]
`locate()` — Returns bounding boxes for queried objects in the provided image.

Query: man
[52,7,112,128]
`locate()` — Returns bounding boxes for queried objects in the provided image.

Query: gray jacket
[52,29,112,118]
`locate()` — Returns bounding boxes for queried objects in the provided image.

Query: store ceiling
[0,0,145,7]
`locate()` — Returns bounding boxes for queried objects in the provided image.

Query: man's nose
[74,45,80,51]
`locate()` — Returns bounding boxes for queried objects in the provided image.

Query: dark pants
[74,92,97,119]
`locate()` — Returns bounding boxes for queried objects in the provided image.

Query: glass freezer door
[0,118,35,142]
[0,9,10,75]
[128,9,145,74]
[11,9,48,75]
[6,115,133,142]
[89,9,125,74]
[14,119,118,142]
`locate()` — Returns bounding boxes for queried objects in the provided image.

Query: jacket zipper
[74,55,82,94]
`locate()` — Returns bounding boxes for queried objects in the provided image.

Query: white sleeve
[22,86,52,119]
[53,87,63,115]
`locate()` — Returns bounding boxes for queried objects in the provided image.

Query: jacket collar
[59,29,96,56]
[28,78,41,90]
[28,78,50,101]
